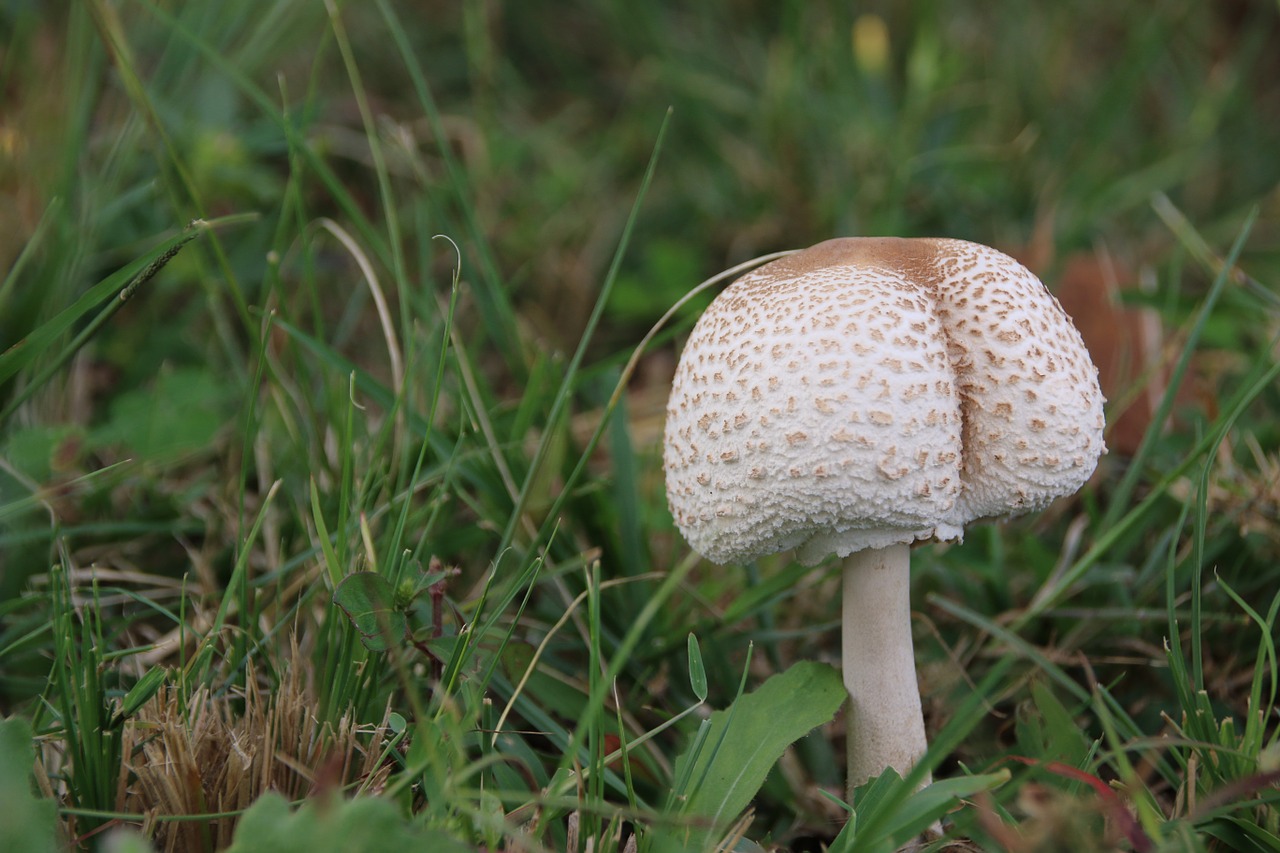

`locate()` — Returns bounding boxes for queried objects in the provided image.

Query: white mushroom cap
[663,237,1106,566]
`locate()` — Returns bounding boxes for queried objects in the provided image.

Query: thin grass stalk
[374,0,522,375]
[85,0,251,341]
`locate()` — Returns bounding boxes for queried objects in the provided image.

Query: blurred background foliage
[3,1,1277,353]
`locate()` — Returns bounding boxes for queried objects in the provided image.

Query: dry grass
[42,645,394,852]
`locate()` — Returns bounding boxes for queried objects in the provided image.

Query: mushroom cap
[663,237,1106,566]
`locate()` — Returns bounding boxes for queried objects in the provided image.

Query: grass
[1,1,1279,851]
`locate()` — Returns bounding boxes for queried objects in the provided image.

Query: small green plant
[0,718,59,853]
[652,657,846,851]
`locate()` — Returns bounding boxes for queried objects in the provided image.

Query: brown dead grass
[108,646,393,853]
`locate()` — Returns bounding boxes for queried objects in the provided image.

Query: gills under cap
[663,237,1107,566]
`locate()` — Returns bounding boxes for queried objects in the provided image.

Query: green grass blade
[374,0,522,375]
[0,220,208,390]
[1099,203,1257,532]
[497,109,672,558]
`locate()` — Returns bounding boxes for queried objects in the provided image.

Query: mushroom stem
[842,543,930,795]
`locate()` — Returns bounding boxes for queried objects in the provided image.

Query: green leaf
[310,477,343,589]
[0,718,59,853]
[1,424,84,483]
[223,792,471,853]
[687,633,708,703]
[0,224,201,389]
[1030,680,1093,770]
[90,367,230,463]
[878,770,1011,844]
[110,666,169,727]
[333,572,406,652]
[828,769,1011,852]
[664,661,845,849]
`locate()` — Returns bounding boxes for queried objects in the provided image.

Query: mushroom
[663,237,1105,792]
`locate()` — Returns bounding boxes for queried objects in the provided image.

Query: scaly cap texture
[663,238,1106,565]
